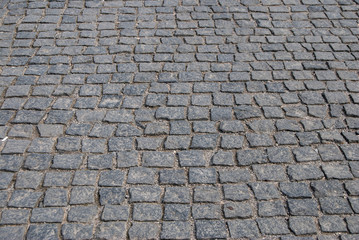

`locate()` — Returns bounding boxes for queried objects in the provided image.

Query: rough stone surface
[0,0,358,238]
[195,220,228,239]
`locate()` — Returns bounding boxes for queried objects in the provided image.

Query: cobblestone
[289,216,317,235]
[62,224,93,239]
[43,188,68,207]
[130,186,161,203]
[161,221,191,239]
[257,218,290,235]
[0,0,358,238]
[228,219,260,238]
[30,208,64,223]
[195,220,228,239]
[319,216,347,233]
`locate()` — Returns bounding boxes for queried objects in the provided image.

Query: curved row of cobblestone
[0,0,359,239]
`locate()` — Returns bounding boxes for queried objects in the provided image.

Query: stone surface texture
[0,0,359,238]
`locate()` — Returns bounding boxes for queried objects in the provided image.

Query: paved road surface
[0,0,359,239]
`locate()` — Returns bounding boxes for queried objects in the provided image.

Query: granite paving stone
[319,197,353,215]
[128,222,160,240]
[219,168,251,183]
[127,167,156,185]
[0,209,30,224]
[195,220,228,239]
[8,190,42,208]
[346,216,359,234]
[211,150,235,166]
[319,216,348,233]
[62,224,93,239]
[51,154,83,170]
[289,216,317,235]
[288,199,320,217]
[159,169,187,185]
[43,188,68,207]
[15,171,43,189]
[192,204,221,220]
[250,182,281,200]
[345,180,359,196]
[99,170,125,186]
[257,214,288,234]
[0,172,13,189]
[223,184,251,201]
[69,186,95,204]
[0,226,26,239]
[130,186,162,203]
[228,219,260,238]
[0,0,358,238]
[163,204,190,221]
[160,221,192,239]
[258,200,287,217]
[95,222,127,240]
[224,201,253,218]
[88,154,113,169]
[30,208,64,223]
[99,187,126,206]
[101,205,129,221]
[67,206,98,223]
[133,203,163,221]
[164,187,190,204]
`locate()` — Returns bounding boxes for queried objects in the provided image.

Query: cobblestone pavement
[0,0,359,239]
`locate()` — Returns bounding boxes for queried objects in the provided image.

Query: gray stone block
[280,182,313,198]
[15,171,43,189]
[130,186,162,202]
[62,224,93,239]
[101,205,129,221]
[228,220,260,238]
[164,204,190,221]
[253,164,287,181]
[159,169,187,185]
[289,217,317,235]
[319,197,353,215]
[127,167,156,184]
[99,170,125,186]
[192,204,221,220]
[30,208,64,223]
[8,190,42,208]
[69,186,95,204]
[189,168,216,184]
[211,151,235,166]
[44,188,68,207]
[258,200,286,217]
[257,217,290,235]
[132,203,162,221]
[142,151,174,167]
[250,183,280,200]
[195,220,228,239]
[178,150,206,167]
[164,187,190,203]
[99,188,126,205]
[68,206,98,223]
[219,168,251,183]
[194,186,221,203]
[95,222,126,240]
[319,216,347,233]
[161,221,192,239]
[288,199,319,216]
[0,209,30,224]
[128,222,160,240]
[224,202,253,218]
[0,226,26,239]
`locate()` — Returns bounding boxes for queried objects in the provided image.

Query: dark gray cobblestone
[0,0,359,238]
